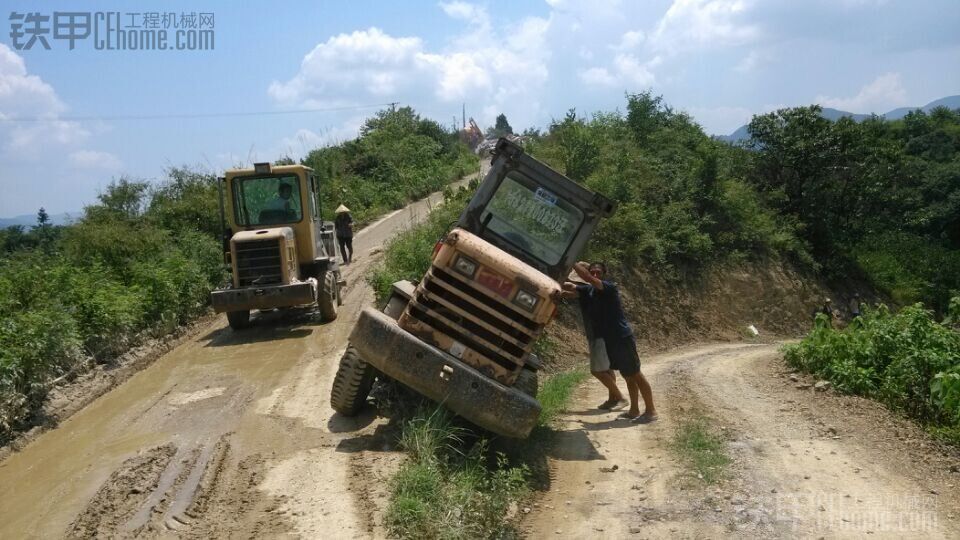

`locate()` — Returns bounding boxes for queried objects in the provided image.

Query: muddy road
[3,160,958,539]
[524,343,960,539]
[0,166,485,539]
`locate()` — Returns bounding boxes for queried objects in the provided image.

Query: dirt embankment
[621,259,841,349]
[542,257,836,374]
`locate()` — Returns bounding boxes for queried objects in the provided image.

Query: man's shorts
[604,335,642,376]
[589,338,610,372]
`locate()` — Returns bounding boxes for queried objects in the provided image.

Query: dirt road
[524,343,960,539]
[0,165,485,539]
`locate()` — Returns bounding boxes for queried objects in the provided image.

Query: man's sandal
[598,398,627,410]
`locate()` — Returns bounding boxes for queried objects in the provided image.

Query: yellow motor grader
[330,139,615,438]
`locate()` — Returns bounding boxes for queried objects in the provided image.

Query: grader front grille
[399,265,541,384]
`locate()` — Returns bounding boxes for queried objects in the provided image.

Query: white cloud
[735,49,772,73]
[816,72,909,113]
[650,0,760,54]
[612,30,646,51]
[0,43,88,157]
[68,150,122,170]
[439,1,489,25]
[274,119,365,160]
[269,6,551,129]
[268,28,423,106]
[579,54,657,88]
[579,67,617,87]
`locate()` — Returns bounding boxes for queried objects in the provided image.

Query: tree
[486,113,514,138]
[85,178,150,222]
[147,167,220,236]
[626,91,669,142]
[36,207,50,227]
[2,225,35,252]
[34,207,55,250]
[549,109,599,181]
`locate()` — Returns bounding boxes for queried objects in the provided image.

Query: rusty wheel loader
[211,162,343,330]
[330,139,615,438]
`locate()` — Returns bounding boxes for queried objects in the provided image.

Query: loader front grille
[235,239,282,286]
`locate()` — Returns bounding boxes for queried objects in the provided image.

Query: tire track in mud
[67,444,178,539]
[0,165,484,539]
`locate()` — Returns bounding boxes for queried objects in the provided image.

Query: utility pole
[390,101,398,112]
[462,103,466,129]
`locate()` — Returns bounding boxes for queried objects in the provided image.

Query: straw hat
[335,204,350,213]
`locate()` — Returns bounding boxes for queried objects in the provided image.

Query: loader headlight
[452,255,478,278]
[514,289,539,311]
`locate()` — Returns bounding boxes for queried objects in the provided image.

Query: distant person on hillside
[814,297,836,327]
[558,262,658,423]
[849,293,862,318]
[334,205,354,264]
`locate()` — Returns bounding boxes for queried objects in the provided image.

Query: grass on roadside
[670,414,731,485]
[537,370,588,427]
[384,369,591,539]
[386,407,528,539]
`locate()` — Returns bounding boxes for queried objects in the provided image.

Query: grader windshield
[460,139,614,281]
[232,174,303,226]
[479,171,584,266]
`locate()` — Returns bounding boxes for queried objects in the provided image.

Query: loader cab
[223,162,337,270]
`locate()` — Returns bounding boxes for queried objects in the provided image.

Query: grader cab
[330,139,615,438]
[211,162,343,329]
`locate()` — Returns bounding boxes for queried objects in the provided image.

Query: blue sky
[1,0,958,217]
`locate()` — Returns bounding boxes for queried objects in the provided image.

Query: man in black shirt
[560,262,658,423]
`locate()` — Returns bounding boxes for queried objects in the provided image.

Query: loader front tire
[226,310,250,330]
[330,345,375,416]
[318,271,339,322]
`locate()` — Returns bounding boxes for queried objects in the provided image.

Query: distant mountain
[884,95,960,120]
[0,212,75,228]
[716,95,960,143]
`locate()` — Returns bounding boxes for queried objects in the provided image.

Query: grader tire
[330,345,375,416]
[515,368,538,399]
[318,271,339,322]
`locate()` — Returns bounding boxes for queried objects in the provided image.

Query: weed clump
[386,407,528,539]
[670,415,731,485]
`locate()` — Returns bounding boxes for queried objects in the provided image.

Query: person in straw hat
[334,204,354,264]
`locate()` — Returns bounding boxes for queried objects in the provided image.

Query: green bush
[784,300,960,430]
[56,263,145,357]
[0,307,83,430]
[854,232,960,314]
